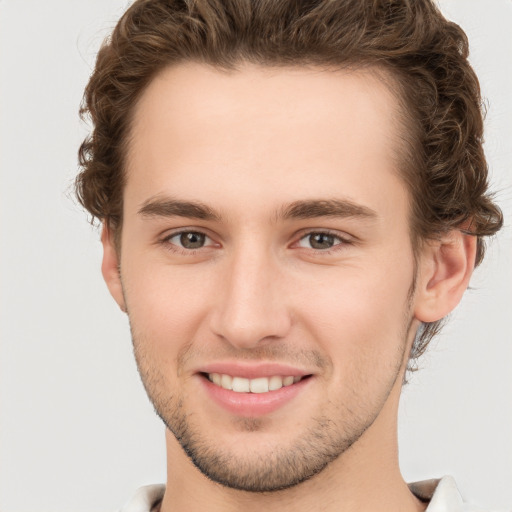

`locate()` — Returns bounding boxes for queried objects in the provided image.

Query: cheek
[122,258,216,350]
[298,269,412,407]
[295,256,414,366]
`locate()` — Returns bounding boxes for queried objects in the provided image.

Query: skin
[101,63,476,512]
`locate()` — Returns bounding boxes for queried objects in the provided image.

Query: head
[76,0,502,493]
[77,0,502,360]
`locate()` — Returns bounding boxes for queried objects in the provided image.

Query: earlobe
[414,230,477,323]
[101,224,127,313]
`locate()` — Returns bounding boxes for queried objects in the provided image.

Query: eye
[166,231,212,250]
[297,232,345,250]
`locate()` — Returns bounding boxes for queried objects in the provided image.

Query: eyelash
[159,229,352,256]
[160,230,216,256]
[296,230,352,254]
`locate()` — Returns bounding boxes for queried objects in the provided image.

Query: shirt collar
[409,476,464,512]
[121,476,464,512]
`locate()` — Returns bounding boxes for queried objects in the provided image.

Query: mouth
[202,372,310,394]
[196,363,315,416]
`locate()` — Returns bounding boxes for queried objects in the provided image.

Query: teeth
[268,375,283,391]
[207,373,304,393]
[250,377,269,393]
[220,374,233,390]
[283,376,294,386]
[232,377,250,392]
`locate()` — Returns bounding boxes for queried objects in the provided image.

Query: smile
[206,373,304,393]
[200,370,313,416]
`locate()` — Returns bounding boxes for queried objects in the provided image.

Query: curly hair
[76,0,503,360]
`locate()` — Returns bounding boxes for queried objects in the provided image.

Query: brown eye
[179,232,206,249]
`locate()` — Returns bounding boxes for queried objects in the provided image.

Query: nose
[209,247,292,349]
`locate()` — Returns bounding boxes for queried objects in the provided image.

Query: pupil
[310,233,334,249]
[180,232,205,249]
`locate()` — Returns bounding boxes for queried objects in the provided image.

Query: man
[75,0,503,510]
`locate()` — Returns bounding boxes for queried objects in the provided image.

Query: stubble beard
[153,392,371,493]
[130,333,410,494]
[126,274,416,493]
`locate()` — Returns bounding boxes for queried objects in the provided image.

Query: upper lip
[197,362,312,379]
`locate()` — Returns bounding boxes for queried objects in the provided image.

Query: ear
[414,230,477,323]
[101,224,127,313]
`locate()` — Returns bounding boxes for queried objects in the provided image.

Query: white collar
[409,476,464,511]
[120,475,477,512]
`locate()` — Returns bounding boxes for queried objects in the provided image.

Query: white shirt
[119,475,502,511]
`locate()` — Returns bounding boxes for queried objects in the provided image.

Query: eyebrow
[138,197,221,221]
[279,199,378,221]
[137,197,377,222]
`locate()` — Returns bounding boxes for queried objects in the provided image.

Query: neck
[160,376,426,512]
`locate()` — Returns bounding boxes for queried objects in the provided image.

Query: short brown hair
[76,0,503,360]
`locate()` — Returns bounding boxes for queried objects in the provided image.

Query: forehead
[125,62,408,222]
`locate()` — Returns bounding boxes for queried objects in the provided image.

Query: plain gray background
[1,1,511,511]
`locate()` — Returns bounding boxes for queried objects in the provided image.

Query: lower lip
[199,375,312,417]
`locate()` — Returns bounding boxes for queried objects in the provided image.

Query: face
[111,63,421,491]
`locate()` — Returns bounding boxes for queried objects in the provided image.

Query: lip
[197,371,313,417]
[198,362,311,379]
